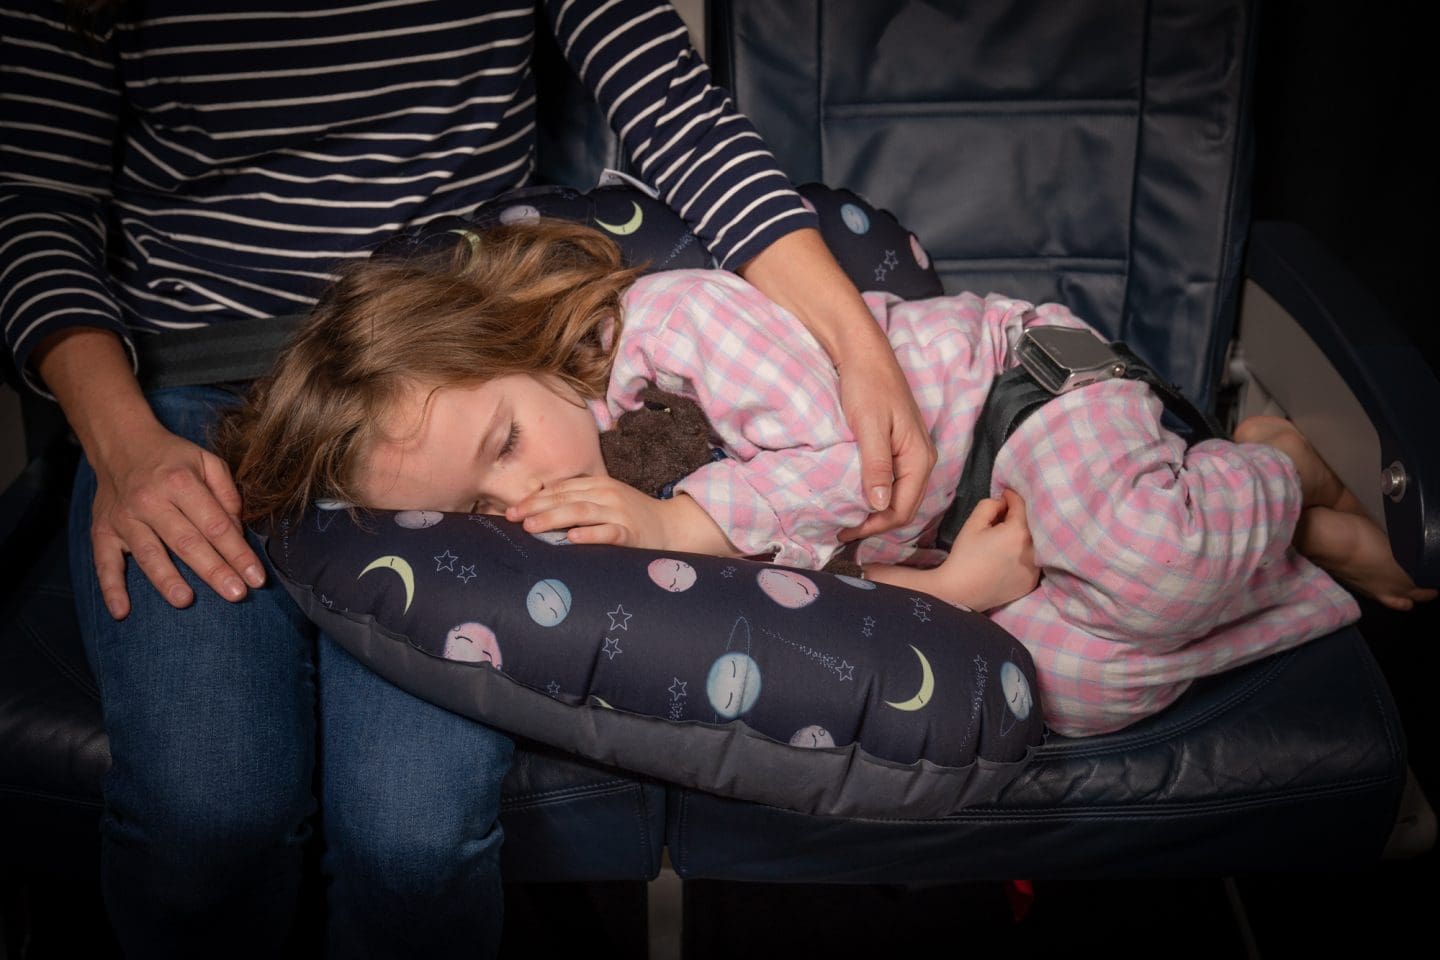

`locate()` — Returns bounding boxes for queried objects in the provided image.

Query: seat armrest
[1242,220,1439,586]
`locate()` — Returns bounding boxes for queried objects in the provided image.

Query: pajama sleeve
[542,0,818,271]
[1,1,132,397]
[610,272,874,569]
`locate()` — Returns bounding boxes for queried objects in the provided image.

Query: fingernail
[225,578,245,600]
[244,565,266,588]
[169,585,193,606]
[869,486,891,510]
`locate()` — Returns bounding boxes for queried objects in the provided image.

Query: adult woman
[1,0,933,954]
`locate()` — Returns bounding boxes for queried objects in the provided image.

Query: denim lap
[319,633,514,958]
[68,385,514,957]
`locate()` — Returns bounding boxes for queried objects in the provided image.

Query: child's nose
[495,473,544,509]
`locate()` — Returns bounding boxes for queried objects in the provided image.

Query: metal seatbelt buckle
[1016,320,1129,395]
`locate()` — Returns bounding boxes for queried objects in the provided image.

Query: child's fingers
[961,497,1005,533]
[1000,488,1027,524]
[509,477,618,519]
[507,488,584,520]
[507,494,548,520]
[520,498,619,534]
[562,523,630,546]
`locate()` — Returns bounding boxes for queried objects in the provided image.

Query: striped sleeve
[1,1,134,396]
[543,0,818,270]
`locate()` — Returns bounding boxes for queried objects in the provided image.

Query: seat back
[531,4,622,187]
[710,0,1256,410]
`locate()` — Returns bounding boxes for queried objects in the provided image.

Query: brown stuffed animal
[598,384,721,500]
[598,383,864,577]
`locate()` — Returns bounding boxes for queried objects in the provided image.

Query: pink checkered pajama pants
[984,378,1359,736]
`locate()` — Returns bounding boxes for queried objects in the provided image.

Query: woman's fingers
[197,452,266,587]
[886,412,937,523]
[106,516,194,611]
[144,498,249,603]
[840,394,937,538]
[91,526,134,620]
[837,426,936,542]
[848,407,896,513]
[832,327,938,540]
[201,448,245,520]
[92,435,265,610]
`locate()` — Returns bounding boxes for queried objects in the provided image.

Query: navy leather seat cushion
[668,627,1403,882]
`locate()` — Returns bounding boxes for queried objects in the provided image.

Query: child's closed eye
[498,421,521,458]
[467,422,521,514]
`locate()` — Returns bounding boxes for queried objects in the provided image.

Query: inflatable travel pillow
[372,179,946,301]
[270,510,1045,818]
[268,183,1035,818]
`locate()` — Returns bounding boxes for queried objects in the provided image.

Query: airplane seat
[661,0,1437,881]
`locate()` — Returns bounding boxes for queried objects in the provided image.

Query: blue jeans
[69,386,516,958]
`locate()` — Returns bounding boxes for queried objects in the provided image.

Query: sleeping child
[216,219,1434,736]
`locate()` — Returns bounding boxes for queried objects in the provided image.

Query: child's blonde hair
[214,219,641,525]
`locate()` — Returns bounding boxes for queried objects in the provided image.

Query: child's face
[358,374,607,514]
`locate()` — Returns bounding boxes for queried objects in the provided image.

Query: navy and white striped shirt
[1,0,817,394]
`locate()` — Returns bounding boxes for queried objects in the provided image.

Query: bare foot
[1236,415,1436,609]
[1296,505,1438,611]
[1234,415,1347,509]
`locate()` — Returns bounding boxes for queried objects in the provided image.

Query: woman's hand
[509,477,737,555]
[832,339,937,542]
[35,327,266,620]
[737,228,936,537]
[935,489,1040,611]
[89,420,266,618]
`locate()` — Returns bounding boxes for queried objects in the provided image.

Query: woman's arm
[737,228,937,533]
[3,6,264,617]
[1,1,132,392]
[543,0,936,532]
[542,0,812,271]
[35,329,267,619]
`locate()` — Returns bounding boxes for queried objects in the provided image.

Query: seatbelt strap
[133,313,305,392]
[939,366,1053,550]
[937,342,1223,550]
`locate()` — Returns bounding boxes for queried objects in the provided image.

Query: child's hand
[508,477,671,548]
[936,489,1040,611]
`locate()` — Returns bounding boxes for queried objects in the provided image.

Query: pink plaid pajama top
[594,271,1361,735]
